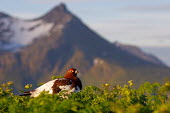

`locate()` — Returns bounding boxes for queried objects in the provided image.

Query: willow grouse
[20,68,82,97]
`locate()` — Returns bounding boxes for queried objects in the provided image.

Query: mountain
[0,3,170,91]
[142,47,170,66]
[114,41,165,66]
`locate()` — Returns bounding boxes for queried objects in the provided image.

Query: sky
[0,0,170,65]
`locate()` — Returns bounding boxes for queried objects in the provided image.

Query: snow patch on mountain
[94,58,104,65]
[0,17,54,51]
[11,19,54,45]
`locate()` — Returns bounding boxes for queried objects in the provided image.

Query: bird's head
[64,68,79,79]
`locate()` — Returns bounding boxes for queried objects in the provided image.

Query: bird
[20,68,82,97]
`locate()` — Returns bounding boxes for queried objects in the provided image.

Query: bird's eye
[70,70,74,73]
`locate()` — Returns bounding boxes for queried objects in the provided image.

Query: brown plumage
[20,68,82,97]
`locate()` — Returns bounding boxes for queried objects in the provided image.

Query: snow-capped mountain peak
[0,4,73,51]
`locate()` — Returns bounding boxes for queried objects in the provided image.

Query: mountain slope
[0,3,169,91]
[114,41,165,66]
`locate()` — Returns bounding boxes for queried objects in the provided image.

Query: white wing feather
[30,79,56,97]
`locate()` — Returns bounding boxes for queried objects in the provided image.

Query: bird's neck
[64,73,77,79]
[64,76,72,79]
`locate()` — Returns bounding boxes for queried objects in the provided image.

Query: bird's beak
[75,70,79,74]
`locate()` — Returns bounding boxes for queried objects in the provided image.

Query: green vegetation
[1,79,170,113]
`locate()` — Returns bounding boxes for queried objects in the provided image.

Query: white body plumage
[27,78,81,97]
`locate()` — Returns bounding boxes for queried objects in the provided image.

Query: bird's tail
[19,93,31,96]
[19,91,31,96]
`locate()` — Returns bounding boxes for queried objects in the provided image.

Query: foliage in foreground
[1,80,170,113]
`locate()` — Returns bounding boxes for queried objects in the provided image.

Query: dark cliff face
[0,3,169,91]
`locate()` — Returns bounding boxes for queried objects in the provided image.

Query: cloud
[88,13,170,47]
[10,12,41,19]
[124,4,170,12]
